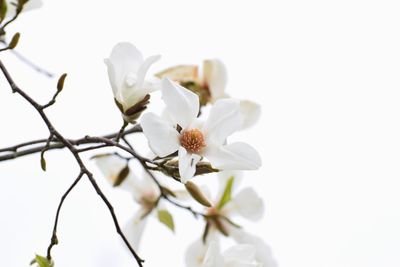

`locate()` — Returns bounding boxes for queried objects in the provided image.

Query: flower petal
[222,244,256,263]
[231,188,264,221]
[136,55,161,89]
[179,147,201,183]
[155,65,199,82]
[202,241,224,267]
[239,100,261,130]
[203,99,244,145]
[104,42,144,97]
[228,228,278,267]
[203,59,228,101]
[141,112,180,157]
[204,142,262,170]
[185,238,208,267]
[161,78,199,129]
[123,209,149,251]
[93,154,127,185]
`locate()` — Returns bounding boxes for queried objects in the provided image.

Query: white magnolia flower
[105,42,160,122]
[141,78,261,183]
[186,238,262,267]
[204,59,261,130]
[186,171,276,267]
[156,60,261,129]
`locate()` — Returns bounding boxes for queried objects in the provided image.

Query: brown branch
[0,59,145,266]
[0,125,142,162]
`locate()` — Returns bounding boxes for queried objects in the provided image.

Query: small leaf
[157,209,175,232]
[113,165,129,187]
[57,73,67,92]
[217,176,234,210]
[185,181,212,207]
[32,255,53,267]
[40,153,46,171]
[0,0,7,22]
[8,32,20,49]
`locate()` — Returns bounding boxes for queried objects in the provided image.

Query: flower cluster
[95,42,276,266]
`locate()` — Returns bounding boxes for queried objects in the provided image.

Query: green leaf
[0,0,7,23]
[40,153,46,171]
[157,209,175,232]
[217,176,234,210]
[33,255,53,267]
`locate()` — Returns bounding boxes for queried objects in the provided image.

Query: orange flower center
[179,129,206,153]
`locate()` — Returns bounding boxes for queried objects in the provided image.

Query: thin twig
[47,172,84,259]
[0,59,145,266]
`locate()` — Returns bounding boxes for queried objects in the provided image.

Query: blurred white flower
[104,42,160,122]
[215,171,264,221]
[122,170,161,251]
[186,238,262,267]
[93,154,128,186]
[187,171,277,267]
[94,154,161,250]
[203,241,262,267]
[141,78,261,183]
[227,226,278,267]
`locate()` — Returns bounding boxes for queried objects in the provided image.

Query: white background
[0,0,400,266]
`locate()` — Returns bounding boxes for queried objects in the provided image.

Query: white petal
[231,188,264,221]
[202,241,224,267]
[223,244,256,263]
[156,65,199,82]
[136,55,161,89]
[204,142,262,170]
[123,209,149,251]
[229,228,278,267]
[141,112,180,157]
[178,147,201,183]
[203,59,228,101]
[129,171,160,204]
[239,100,261,130]
[93,154,127,185]
[203,99,244,145]
[161,78,199,129]
[185,238,208,267]
[105,42,144,97]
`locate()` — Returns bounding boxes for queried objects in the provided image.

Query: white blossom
[186,237,262,267]
[141,78,261,183]
[104,42,160,121]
